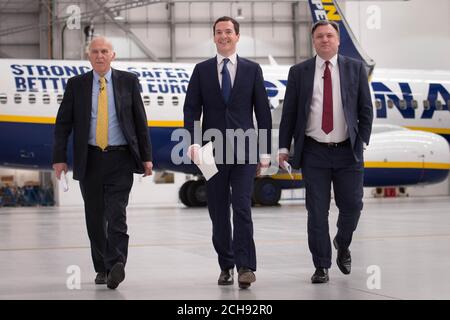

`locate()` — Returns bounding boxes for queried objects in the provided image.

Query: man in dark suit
[52,36,153,289]
[278,20,373,283]
[183,16,272,289]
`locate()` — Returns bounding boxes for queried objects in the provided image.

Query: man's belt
[305,136,350,148]
[88,145,129,152]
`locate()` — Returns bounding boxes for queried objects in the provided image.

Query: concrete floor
[1,196,449,300]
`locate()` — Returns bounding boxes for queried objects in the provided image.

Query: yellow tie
[96,77,108,150]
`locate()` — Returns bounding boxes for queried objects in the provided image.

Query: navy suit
[279,55,373,268]
[183,56,272,271]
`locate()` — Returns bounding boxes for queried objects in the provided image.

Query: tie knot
[99,77,106,84]
[325,61,330,68]
[223,58,230,66]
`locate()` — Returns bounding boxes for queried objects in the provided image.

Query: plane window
[43,94,50,104]
[423,100,430,110]
[435,100,443,110]
[399,100,407,110]
[57,94,63,104]
[375,100,382,110]
[29,94,36,104]
[143,95,150,107]
[412,100,418,109]
[387,99,394,109]
[14,93,22,104]
[172,96,179,106]
[157,96,164,106]
[0,93,7,104]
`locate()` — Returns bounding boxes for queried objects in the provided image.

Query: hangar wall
[345,0,450,70]
[55,1,312,64]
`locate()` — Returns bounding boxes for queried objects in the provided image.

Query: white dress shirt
[306,54,348,143]
[278,54,349,156]
[216,52,237,88]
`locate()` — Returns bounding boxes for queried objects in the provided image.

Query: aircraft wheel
[179,180,195,207]
[186,180,207,207]
[253,178,281,206]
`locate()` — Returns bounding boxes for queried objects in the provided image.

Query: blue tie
[221,58,232,104]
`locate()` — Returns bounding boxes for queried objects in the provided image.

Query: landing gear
[179,180,207,207]
[179,177,281,207]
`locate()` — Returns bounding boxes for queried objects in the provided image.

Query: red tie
[322,61,333,134]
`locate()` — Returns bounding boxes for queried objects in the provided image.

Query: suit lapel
[227,55,243,106]
[82,71,93,123]
[207,57,223,104]
[111,68,122,116]
[304,57,316,116]
[338,55,348,108]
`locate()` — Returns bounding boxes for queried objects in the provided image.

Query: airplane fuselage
[0,59,449,187]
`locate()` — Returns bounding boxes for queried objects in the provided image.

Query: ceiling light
[113,11,125,21]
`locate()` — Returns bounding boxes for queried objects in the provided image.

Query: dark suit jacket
[183,56,272,162]
[52,68,152,180]
[279,54,373,168]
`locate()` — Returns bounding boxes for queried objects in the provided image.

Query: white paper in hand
[59,171,69,192]
[283,160,294,180]
[194,142,218,181]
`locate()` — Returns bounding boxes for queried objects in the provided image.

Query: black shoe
[107,262,125,289]
[333,237,351,275]
[218,268,234,286]
[94,272,107,285]
[238,267,256,289]
[311,268,329,283]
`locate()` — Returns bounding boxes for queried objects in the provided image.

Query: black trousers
[206,164,257,271]
[302,138,364,269]
[79,147,134,273]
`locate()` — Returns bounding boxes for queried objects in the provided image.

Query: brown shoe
[238,267,256,289]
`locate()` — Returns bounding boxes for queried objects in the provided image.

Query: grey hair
[88,36,114,52]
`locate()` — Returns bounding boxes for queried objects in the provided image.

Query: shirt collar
[217,52,237,65]
[316,54,338,69]
[93,68,112,83]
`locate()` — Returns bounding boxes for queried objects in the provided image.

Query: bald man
[53,36,153,289]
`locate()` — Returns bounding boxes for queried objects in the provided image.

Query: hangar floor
[0,196,449,300]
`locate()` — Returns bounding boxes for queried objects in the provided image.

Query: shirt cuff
[259,154,271,165]
[278,148,289,155]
